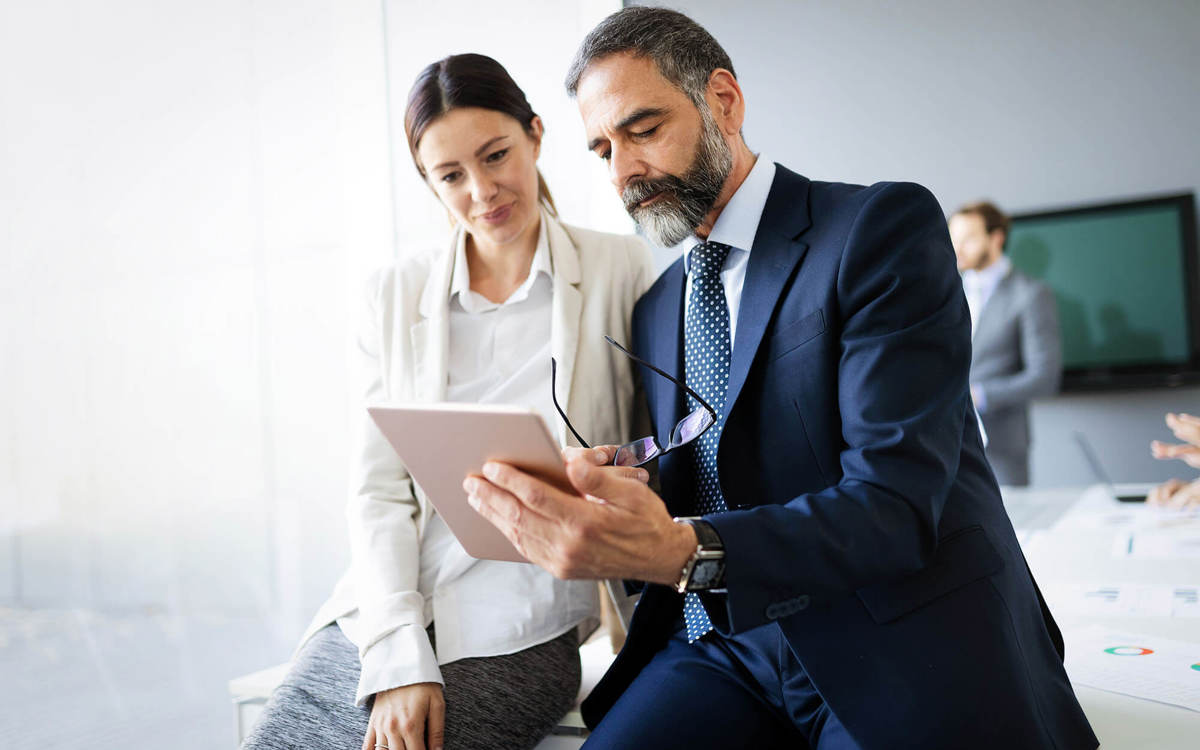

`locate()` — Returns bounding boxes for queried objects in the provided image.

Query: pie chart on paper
[1065,626,1200,713]
[1103,645,1154,656]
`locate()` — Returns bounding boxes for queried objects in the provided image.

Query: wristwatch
[673,517,726,593]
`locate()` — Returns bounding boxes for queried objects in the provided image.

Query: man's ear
[990,229,1007,254]
[705,69,745,136]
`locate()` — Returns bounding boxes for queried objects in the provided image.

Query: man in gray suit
[949,201,1061,486]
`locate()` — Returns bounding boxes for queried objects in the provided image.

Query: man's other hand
[464,445,695,585]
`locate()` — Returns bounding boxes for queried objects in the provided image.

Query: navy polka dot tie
[682,240,732,642]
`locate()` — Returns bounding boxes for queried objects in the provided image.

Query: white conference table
[1003,485,1200,749]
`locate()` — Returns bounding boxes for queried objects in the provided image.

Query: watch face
[691,560,723,589]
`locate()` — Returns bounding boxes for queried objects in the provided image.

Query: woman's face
[416,107,543,251]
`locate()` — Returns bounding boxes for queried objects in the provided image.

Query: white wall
[0,0,394,631]
[635,0,1200,485]
[646,0,1200,212]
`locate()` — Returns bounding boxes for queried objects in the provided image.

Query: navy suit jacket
[582,167,1097,749]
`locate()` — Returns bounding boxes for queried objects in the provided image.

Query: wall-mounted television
[1006,192,1200,391]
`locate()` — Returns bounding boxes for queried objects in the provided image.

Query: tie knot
[689,241,731,277]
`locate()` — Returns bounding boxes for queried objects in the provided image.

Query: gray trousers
[242,623,580,750]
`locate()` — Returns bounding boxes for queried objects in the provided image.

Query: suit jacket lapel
[973,267,1013,347]
[646,258,687,440]
[547,215,583,446]
[724,167,813,414]
[642,257,691,516]
[410,231,457,403]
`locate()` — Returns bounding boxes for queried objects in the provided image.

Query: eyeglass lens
[613,437,661,467]
[669,407,715,448]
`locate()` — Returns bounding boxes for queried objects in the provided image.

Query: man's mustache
[622,176,685,214]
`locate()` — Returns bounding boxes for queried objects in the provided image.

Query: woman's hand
[1147,477,1200,509]
[363,683,445,750]
[1147,478,1184,507]
[1150,412,1200,469]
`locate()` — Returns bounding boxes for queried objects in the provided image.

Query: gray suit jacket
[971,266,1061,485]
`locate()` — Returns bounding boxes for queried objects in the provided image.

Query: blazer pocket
[769,309,826,360]
[855,526,1004,624]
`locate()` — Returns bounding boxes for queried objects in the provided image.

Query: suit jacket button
[765,603,782,619]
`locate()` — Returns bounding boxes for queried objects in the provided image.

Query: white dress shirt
[337,222,598,705]
[445,223,557,430]
[683,155,777,346]
[961,255,1011,338]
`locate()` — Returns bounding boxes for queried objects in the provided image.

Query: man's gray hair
[564,6,735,105]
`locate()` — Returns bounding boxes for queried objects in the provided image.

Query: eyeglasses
[551,336,718,467]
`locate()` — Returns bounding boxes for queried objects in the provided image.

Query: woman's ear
[528,115,544,159]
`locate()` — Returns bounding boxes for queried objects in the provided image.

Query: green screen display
[1007,203,1191,369]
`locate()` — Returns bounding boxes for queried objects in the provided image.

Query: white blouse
[335,222,599,706]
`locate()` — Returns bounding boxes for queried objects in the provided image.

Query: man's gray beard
[625,110,733,248]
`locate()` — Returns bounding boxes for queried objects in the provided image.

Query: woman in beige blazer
[242,54,655,750]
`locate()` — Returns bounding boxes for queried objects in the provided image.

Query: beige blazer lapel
[546,214,584,446]
[410,230,459,403]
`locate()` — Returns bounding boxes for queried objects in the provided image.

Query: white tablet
[367,403,569,563]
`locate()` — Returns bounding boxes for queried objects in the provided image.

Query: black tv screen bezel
[1008,192,1200,392]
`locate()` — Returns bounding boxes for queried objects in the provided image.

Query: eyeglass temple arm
[604,336,718,418]
[550,358,592,449]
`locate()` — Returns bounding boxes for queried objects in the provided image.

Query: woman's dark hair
[404,53,556,216]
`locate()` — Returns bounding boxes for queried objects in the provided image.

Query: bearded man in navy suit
[467,7,1097,749]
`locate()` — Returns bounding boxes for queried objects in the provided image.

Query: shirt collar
[962,254,1011,292]
[685,154,776,272]
[450,218,551,313]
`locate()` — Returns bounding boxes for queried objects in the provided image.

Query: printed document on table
[1043,583,1200,618]
[1055,499,1200,534]
[1112,530,1200,559]
[1065,625,1200,712]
